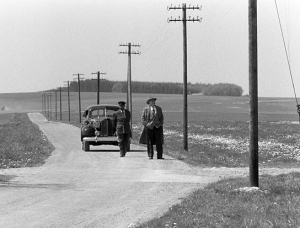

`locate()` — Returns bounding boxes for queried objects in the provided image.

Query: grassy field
[1,92,300,227]
[0,112,54,169]
[1,91,297,122]
[3,92,299,167]
[30,91,300,168]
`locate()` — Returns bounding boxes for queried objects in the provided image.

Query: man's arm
[158,106,164,126]
[112,113,117,128]
[141,108,148,126]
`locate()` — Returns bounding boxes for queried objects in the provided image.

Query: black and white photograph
[1,0,300,227]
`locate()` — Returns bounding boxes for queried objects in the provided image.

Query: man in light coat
[139,97,164,159]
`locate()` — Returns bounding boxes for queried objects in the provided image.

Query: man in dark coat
[112,101,131,157]
[139,97,164,159]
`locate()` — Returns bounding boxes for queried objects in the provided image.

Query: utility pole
[54,89,58,120]
[73,73,84,123]
[49,93,53,120]
[46,93,49,117]
[42,93,45,115]
[64,81,71,122]
[45,93,47,115]
[59,87,62,121]
[249,0,259,187]
[167,3,201,152]
[42,93,44,114]
[119,43,140,129]
[91,71,106,105]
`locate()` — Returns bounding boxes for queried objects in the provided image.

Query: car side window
[106,109,116,118]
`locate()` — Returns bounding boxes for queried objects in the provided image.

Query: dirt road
[0,113,298,228]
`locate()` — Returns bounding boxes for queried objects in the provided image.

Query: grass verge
[137,173,300,228]
[0,113,54,170]
[131,120,300,168]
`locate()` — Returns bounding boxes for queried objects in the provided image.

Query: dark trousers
[117,133,129,155]
[146,126,163,158]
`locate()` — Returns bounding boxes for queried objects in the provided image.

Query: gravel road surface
[0,113,298,228]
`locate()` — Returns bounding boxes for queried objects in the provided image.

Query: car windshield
[89,107,117,118]
[90,109,105,118]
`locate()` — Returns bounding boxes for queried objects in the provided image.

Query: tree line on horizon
[65,80,243,96]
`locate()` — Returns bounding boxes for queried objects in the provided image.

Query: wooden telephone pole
[92,71,106,105]
[168,3,201,152]
[119,43,140,129]
[64,81,71,122]
[73,73,84,123]
[59,87,62,121]
[54,90,58,120]
[249,0,259,187]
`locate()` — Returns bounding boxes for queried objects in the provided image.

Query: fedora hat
[146,97,157,104]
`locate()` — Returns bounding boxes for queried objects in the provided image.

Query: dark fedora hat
[118,101,126,105]
[146,97,157,104]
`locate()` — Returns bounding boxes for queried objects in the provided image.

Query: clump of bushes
[203,83,243,96]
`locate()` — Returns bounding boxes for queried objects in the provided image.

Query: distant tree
[150,84,158,93]
[203,83,243,96]
[70,81,78,92]
[62,79,243,96]
[112,83,123,93]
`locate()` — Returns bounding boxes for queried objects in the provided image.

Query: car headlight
[92,121,100,128]
[95,131,100,136]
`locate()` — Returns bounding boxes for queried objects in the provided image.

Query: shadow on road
[0,174,16,182]
[86,149,146,152]
[0,182,72,190]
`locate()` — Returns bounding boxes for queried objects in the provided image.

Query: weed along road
[0,113,297,228]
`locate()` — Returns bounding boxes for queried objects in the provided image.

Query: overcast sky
[1,0,300,97]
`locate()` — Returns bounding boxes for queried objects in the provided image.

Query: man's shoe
[157,157,164,159]
[149,157,153,160]
[120,154,125,157]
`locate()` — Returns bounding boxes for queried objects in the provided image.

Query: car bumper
[82,136,118,143]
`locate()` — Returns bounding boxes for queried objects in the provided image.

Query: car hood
[90,117,111,122]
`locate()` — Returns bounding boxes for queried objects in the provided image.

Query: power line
[274,0,298,106]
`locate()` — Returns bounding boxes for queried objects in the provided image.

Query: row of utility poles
[42,71,105,123]
[42,2,259,187]
[42,86,69,122]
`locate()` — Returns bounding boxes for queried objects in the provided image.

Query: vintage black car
[81,104,130,151]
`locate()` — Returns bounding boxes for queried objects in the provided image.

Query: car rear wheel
[83,141,90,151]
